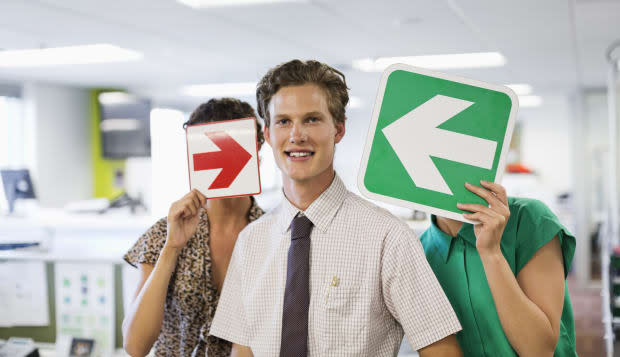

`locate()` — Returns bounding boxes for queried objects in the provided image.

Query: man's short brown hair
[256,59,349,127]
[183,97,264,147]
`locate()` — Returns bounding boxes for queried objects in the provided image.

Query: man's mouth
[285,151,314,158]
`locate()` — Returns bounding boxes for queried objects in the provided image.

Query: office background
[0,0,619,356]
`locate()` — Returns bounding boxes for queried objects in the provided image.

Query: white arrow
[382,94,497,195]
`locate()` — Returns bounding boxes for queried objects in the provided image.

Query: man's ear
[264,125,272,147]
[334,120,346,144]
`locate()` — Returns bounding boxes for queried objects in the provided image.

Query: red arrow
[193,131,252,189]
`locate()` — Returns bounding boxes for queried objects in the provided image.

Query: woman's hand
[457,181,510,256]
[166,189,207,250]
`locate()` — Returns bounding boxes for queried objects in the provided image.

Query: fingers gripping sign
[457,181,510,255]
[166,189,208,250]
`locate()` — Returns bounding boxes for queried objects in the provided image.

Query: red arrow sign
[193,131,252,189]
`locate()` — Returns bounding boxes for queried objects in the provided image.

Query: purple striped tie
[280,215,313,357]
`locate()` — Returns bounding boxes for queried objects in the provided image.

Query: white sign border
[357,63,519,224]
[185,117,262,199]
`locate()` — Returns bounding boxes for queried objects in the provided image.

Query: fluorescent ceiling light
[100,119,141,132]
[353,52,506,72]
[183,82,257,97]
[518,95,542,108]
[0,44,142,67]
[347,96,363,109]
[177,0,305,8]
[98,92,138,105]
[152,108,184,116]
[505,84,532,96]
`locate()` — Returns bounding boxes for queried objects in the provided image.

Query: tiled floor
[567,275,606,357]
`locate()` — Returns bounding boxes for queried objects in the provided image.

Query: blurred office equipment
[1,169,36,215]
[63,198,111,214]
[54,263,115,357]
[0,209,154,354]
[98,92,151,159]
[0,261,49,327]
[0,337,39,357]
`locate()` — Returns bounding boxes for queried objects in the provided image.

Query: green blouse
[420,197,577,356]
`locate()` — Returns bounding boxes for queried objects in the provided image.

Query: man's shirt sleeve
[381,224,462,351]
[210,235,250,346]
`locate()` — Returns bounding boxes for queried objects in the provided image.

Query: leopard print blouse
[124,199,264,357]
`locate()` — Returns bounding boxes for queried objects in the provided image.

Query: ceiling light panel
[177,0,305,8]
[182,82,257,97]
[353,52,506,72]
[0,44,143,67]
[518,95,542,108]
[505,84,533,96]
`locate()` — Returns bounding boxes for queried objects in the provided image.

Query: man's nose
[289,122,307,143]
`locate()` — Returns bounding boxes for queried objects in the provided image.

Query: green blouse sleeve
[514,198,576,277]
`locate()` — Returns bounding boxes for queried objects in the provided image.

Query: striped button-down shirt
[210,174,461,356]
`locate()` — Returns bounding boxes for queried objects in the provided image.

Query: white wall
[519,94,574,195]
[583,91,610,217]
[571,87,620,285]
[149,108,188,218]
[23,83,92,208]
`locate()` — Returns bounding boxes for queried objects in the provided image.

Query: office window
[150,108,189,217]
[0,95,25,167]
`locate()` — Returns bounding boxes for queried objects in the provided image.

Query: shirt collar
[428,215,476,263]
[277,174,348,234]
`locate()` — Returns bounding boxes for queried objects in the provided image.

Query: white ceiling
[0,0,618,110]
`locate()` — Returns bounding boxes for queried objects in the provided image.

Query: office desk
[0,209,155,262]
[0,210,153,356]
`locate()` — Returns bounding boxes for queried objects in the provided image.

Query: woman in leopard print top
[122,98,265,357]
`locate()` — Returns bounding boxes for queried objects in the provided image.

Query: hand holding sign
[457,181,510,254]
[166,189,207,250]
[186,118,261,199]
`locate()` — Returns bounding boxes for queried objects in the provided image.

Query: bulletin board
[0,263,125,350]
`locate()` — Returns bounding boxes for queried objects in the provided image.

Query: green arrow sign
[358,64,518,223]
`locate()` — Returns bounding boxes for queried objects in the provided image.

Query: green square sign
[358,64,518,223]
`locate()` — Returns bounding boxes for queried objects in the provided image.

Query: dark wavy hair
[183,97,264,147]
[256,59,349,128]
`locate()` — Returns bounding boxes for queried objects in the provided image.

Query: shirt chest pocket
[317,279,366,355]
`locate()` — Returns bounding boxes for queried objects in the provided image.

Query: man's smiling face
[264,83,345,185]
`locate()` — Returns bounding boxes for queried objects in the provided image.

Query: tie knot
[291,215,313,240]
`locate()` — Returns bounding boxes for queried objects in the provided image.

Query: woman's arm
[122,248,180,356]
[418,335,463,357]
[479,237,565,356]
[122,189,207,357]
[460,181,565,357]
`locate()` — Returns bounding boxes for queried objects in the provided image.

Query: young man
[210,60,462,356]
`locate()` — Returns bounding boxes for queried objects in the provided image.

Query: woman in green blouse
[420,180,577,356]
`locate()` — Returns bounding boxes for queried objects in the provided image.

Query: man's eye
[308,117,319,123]
[277,119,290,125]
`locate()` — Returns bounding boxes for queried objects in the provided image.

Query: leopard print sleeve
[124,217,168,268]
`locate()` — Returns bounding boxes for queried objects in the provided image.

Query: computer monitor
[98,92,151,159]
[1,169,36,214]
